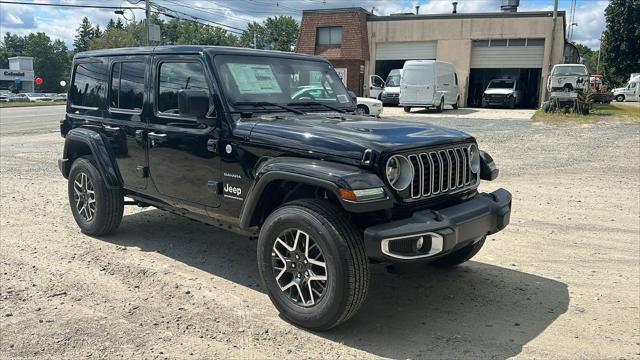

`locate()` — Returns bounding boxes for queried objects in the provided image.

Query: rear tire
[452,97,459,109]
[68,156,123,236]
[403,106,411,113]
[431,236,486,267]
[257,199,369,330]
[435,98,444,113]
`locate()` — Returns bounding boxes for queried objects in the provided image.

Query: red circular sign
[35,77,43,86]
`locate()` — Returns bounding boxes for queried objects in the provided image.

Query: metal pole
[145,0,151,46]
[596,36,602,73]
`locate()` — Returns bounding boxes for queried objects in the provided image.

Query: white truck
[613,75,639,102]
[399,60,460,113]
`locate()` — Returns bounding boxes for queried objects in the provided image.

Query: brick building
[296,6,568,107]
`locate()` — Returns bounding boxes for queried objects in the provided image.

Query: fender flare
[238,157,392,229]
[60,128,122,188]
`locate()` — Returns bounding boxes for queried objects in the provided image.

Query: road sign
[149,24,161,42]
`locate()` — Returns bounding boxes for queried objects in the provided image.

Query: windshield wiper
[232,101,304,115]
[287,101,347,114]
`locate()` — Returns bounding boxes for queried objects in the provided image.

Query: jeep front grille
[405,144,479,200]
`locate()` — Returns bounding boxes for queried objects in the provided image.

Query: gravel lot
[1,105,639,359]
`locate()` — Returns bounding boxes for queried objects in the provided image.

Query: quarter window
[70,62,108,108]
[157,61,210,115]
[110,62,145,111]
[317,27,342,46]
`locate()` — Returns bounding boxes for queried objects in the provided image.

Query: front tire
[257,199,369,330]
[403,106,411,113]
[431,236,486,267]
[436,97,444,113]
[355,105,369,115]
[615,94,625,102]
[68,157,123,236]
[452,97,459,109]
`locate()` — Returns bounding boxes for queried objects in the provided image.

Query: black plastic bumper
[363,188,512,262]
[381,96,399,105]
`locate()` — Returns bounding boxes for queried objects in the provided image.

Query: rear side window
[70,61,108,108]
[110,62,145,111]
[157,61,209,115]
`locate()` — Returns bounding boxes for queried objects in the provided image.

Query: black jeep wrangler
[59,46,511,330]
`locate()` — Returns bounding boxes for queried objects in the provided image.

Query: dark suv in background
[59,46,512,330]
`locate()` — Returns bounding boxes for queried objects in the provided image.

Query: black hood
[246,114,475,160]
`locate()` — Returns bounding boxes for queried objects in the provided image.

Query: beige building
[297,6,571,108]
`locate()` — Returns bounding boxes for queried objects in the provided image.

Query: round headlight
[386,155,413,191]
[469,144,480,173]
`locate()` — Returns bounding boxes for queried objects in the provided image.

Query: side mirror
[348,90,357,102]
[178,89,209,119]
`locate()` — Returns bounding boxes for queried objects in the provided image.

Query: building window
[317,27,342,46]
[472,40,490,47]
[70,61,108,109]
[110,62,145,112]
[508,39,526,46]
[526,38,545,46]
[491,39,508,47]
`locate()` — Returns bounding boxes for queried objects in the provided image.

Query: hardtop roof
[74,45,326,62]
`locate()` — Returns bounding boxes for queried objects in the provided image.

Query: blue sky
[0,0,607,49]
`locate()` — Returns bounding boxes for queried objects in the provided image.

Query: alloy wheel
[73,172,96,222]
[271,229,328,307]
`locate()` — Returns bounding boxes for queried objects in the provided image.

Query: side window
[70,61,108,108]
[454,73,458,86]
[110,61,145,112]
[157,61,210,116]
[629,82,637,89]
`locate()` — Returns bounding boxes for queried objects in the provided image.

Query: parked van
[399,60,460,113]
[368,69,401,105]
[613,75,639,102]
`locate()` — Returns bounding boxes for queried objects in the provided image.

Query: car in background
[481,79,525,108]
[355,97,383,116]
[400,60,460,113]
[6,93,30,102]
[50,93,67,101]
[25,93,53,102]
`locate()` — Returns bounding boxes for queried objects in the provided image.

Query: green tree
[573,43,599,73]
[0,33,27,67]
[89,28,139,50]
[22,33,71,92]
[601,0,640,85]
[115,18,125,30]
[106,19,116,31]
[73,17,96,52]
[239,16,299,51]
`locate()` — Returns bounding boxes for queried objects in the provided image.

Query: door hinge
[207,180,222,194]
[207,139,218,153]
[136,166,149,178]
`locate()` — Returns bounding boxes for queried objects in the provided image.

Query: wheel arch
[239,157,392,229]
[61,128,122,188]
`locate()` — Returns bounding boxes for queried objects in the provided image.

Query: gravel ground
[1,109,639,359]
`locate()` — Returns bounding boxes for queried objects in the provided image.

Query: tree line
[0,15,299,93]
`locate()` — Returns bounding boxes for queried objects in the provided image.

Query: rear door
[147,55,221,213]
[401,65,431,104]
[103,56,149,190]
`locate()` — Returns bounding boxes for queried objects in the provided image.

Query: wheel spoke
[276,237,295,252]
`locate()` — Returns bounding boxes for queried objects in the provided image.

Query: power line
[0,0,143,10]
[152,3,245,34]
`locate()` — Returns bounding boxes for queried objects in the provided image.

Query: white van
[399,60,460,113]
[613,75,640,102]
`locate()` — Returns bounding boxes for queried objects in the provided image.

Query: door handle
[443,83,450,86]
[103,125,120,133]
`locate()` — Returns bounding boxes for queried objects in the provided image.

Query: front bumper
[381,95,399,105]
[364,188,511,262]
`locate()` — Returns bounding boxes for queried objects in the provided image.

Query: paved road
[0,105,66,136]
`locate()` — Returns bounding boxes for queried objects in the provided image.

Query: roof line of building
[302,7,565,21]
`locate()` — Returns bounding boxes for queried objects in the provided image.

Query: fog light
[414,236,424,251]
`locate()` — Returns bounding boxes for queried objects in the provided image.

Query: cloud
[0,3,36,29]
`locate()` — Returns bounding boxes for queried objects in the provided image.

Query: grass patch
[0,101,66,108]
[532,103,639,122]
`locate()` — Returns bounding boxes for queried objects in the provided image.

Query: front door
[104,57,148,189]
[369,75,385,99]
[147,56,221,213]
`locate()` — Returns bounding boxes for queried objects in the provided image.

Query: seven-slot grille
[405,144,478,199]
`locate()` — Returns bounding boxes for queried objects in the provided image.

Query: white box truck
[399,60,460,113]
[613,75,639,102]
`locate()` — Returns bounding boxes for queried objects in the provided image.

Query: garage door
[471,39,545,68]
[376,41,437,60]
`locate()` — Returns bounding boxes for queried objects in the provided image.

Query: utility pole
[596,35,602,73]
[145,0,151,46]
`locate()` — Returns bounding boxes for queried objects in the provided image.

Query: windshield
[385,74,400,87]
[553,66,588,76]
[487,80,514,89]
[213,54,354,112]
